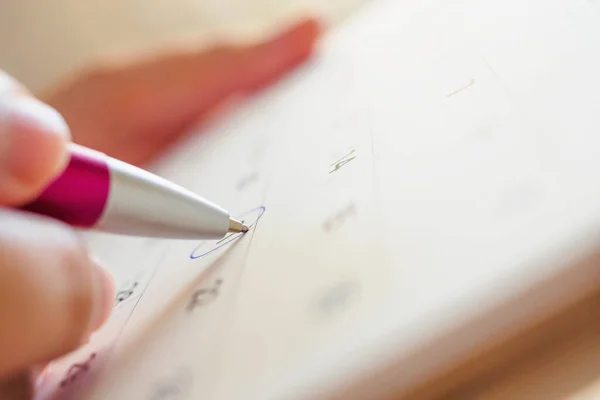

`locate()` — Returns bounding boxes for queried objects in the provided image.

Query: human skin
[0,18,320,378]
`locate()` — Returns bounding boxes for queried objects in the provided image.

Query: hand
[0,17,320,381]
[43,18,321,167]
[0,71,115,378]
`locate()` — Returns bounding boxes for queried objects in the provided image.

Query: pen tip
[229,218,249,233]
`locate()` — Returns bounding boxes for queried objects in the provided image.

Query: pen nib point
[228,218,249,233]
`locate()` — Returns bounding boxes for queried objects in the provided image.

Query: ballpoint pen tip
[229,218,249,233]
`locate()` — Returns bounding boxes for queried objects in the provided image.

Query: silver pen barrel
[96,157,248,239]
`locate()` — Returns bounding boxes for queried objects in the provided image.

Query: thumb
[0,71,70,206]
[0,209,115,377]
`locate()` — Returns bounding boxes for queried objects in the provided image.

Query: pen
[18,143,249,239]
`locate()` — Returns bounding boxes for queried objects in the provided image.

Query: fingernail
[0,96,71,141]
[269,18,323,48]
[87,258,116,334]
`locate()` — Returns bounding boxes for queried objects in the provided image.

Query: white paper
[35,0,600,398]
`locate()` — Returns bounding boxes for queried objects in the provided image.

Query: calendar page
[34,0,600,398]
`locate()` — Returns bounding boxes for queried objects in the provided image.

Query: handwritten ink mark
[330,149,356,174]
[446,79,475,97]
[60,353,96,388]
[323,203,356,232]
[190,206,266,260]
[114,281,139,306]
[187,279,223,312]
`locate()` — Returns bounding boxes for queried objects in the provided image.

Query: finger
[42,18,322,167]
[0,79,71,206]
[170,18,322,121]
[0,370,33,399]
[118,18,322,133]
[0,209,115,377]
[230,17,323,92]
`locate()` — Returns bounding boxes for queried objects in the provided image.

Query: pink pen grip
[20,150,111,227]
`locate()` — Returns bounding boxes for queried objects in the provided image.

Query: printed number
[316,281,359,317]
[114,281,139,306]
[236,172,259,191]
[150,384,182,400]
[150,368,192,400]
[187,279,223,312]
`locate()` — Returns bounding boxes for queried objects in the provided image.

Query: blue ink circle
[190,206,266,260]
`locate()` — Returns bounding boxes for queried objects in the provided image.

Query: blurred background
[0,0,365,93]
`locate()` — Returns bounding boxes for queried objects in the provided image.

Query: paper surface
[35,0,600,398]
